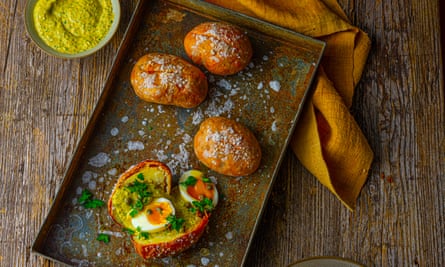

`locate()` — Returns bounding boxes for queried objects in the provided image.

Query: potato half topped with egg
[108,160,218,259]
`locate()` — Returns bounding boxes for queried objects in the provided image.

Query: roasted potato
[184,22,252,75]
[194,117,262,177]
[130,53,208,108]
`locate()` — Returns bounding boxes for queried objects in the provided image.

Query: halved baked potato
[108,160,216,259]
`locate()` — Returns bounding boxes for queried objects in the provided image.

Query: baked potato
[130,53,208,108]
[108,160,218,259]
[193,117,262,177]
[184,22,252,75]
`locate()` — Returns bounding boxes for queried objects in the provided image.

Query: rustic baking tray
[32,0,325,266]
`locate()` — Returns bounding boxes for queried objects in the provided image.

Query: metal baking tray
[32,0,325,266]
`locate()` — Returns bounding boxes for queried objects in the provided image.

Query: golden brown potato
[184,22,252,75]
[194,117,262,177]
[130,53,208,108]
[132,214,209,259]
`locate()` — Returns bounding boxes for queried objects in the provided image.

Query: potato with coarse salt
[193,117,262,177]
[184,22,252,75]
[130,53,208,108]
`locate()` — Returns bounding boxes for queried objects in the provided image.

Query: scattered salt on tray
[127,141,144,151]
[216,78,232,90]
[269,80,281,92]
[88,153,110,168]
[121,116,129,123]
[110,127,119,136]
[257,81,264,90]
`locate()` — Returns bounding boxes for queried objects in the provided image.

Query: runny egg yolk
[131,197,175,232]
[179,170,219,207]
[146,201,173,225]
[187,179,214,200]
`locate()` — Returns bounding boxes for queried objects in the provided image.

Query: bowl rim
[24,0,121,59]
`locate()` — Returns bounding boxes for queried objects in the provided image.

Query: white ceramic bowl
[24,0,121,59]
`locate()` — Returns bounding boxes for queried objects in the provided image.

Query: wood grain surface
[0,0,444,266]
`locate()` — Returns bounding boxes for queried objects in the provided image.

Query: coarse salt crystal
[82,171,97,183]
[271,120,278,132]
[88,180,97,190]
[107,168,117,176]
[127,141,144,151]
[225,231,233,240]
[110,127,119,136]
[269,80,281,92]
[201,257,210,266]
[216,79,232,90]
[88,153,110,168]
[192,109,204,125]
[257,82,264,90]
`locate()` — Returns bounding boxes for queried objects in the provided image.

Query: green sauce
[33,0,114,54]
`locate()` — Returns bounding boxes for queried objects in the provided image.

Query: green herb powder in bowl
[25,0,121,58]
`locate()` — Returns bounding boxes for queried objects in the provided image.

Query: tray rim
[32,0,325,265]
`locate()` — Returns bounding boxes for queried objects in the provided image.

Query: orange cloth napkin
[206,0,374,210]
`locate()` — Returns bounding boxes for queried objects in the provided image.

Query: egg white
[131,197,175,232]
[179,170,219,207]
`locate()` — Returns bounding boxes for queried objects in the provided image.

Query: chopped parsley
[126,180,152,199]
[180,176,198,186]
[136,226,149,240]
[167,215,185,232]
[129,208,139,217]
[202,177,212,183]
[123,228,135,235]
[97,233,110,243]
[137,173,144,181]
[126,178,152,217]
[78,189,105,209]
[190,197,214,213]
[138,231,150,240]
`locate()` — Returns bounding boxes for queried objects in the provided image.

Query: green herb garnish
[123,228,135,235]
[125,179,152,217]
[78,189,105,209]
[190,197,214,213]
[138,231,150,240]
[97,233,110,243]
[135,226,150,239]
[126,180,152,199]
[167,215,185,232]
[180,176,198,186]
[202,177,212,183]
[129,208,139,217]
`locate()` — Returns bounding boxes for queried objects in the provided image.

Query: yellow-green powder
[33,0,114,54]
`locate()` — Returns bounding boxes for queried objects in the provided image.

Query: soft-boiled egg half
[179,170,218,207]
[131,197,175,232]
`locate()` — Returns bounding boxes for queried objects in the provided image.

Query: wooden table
[1,0,443,266]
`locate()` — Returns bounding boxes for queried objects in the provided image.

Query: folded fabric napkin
[205,0,374,210]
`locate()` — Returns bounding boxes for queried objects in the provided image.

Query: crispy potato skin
[194,117,262,177]
[130,53,208,108]
[132,214,209,259]
[184,22,252,75]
